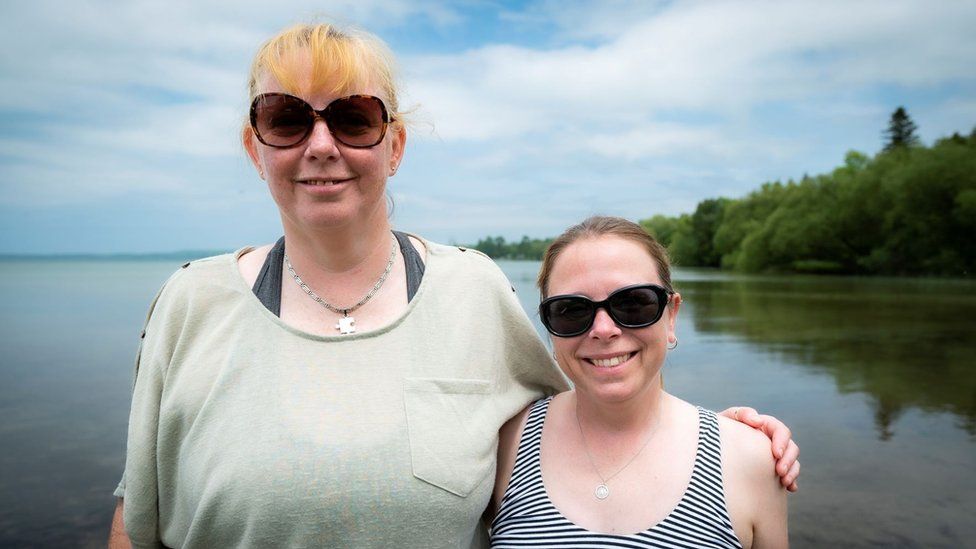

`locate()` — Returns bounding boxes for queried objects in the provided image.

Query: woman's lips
[296,178,351,186]
[584,351,637,368]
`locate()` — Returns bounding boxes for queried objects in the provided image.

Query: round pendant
[595,484,610,500]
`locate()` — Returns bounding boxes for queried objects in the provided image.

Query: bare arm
[108,498,132,549]
[721,417,789,549]
[752,480,789,549]
[720,406,800,491]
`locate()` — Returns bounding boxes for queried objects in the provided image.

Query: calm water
[1,258,974,547]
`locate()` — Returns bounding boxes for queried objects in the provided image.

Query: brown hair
[537,216,674,298]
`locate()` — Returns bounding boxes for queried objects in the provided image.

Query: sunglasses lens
[326,96,388,147]
[543,298,593,336]
[609,287,662,326]
[253,94,312,147]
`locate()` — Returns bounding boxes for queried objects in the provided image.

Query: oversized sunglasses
[249,92,392,149]
[539,284,673,337]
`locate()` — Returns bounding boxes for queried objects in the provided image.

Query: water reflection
[676,271,976,439]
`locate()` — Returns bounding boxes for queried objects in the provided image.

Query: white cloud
[76,102,244,158]
[1,0,974,250]
[402,0,976,148]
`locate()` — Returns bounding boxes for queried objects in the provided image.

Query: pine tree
[883,106,920,151]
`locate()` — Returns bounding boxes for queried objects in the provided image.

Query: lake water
[1,257,974,547]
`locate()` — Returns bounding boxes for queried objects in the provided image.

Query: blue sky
[1,0,974,254]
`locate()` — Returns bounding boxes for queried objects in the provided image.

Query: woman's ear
[667,292,682,339]
[389,125,407,175]
[243,127,265,179]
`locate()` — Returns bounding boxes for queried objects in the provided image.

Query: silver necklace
[284,233,397,335]
[575,398,660,500]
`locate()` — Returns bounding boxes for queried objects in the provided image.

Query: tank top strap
[491,397,550,527]
[683,406,738,539]
[252,236,285,316]
[392,230,424,301]
[692,407,724,481]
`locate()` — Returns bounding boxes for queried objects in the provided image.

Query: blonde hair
[244,23,403,127]
[537,216,675,298]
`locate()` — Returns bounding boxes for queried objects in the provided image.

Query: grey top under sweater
[115,238,568,548]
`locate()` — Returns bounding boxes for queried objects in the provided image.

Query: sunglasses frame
[249,92,392,149]
[539,283,674,338]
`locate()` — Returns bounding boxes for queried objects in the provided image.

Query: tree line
[469,108,975,276]
[642,111,975,275]
[465,235,553,260]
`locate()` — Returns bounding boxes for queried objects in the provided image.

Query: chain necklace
[575,397,661,500]
[284,233,397,335]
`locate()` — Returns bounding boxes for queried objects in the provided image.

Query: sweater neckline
[227,233,432,342]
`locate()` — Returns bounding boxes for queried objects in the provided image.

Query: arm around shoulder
[719,417,789,549]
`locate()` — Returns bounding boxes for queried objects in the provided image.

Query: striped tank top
[490,397,743,548]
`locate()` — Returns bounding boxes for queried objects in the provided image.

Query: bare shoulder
[407,235,428,263]
[491,403,534,513]
[237,243,274,288]
[718,414,777,471]
[718,414,789,548]
[718,414,783,496]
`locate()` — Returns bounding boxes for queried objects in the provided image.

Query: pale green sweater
[115,240,568,548]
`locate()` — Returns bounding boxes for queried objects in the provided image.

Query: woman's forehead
[549,236,662,290]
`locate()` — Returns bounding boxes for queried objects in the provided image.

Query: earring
[667,337,678,350]
[390,164,398,176]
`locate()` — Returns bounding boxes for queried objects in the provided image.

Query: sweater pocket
[403,377,495,497]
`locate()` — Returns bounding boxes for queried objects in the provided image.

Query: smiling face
[546,235,681,404]
[243,54,405,234]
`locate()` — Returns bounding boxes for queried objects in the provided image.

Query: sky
[1,0,975,254]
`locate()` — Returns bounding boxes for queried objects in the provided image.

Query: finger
[776,440,800,477]
[740,407,763,426]
[762,415,793,459]
[718,407,738,420]
[782,460,800,491]
[728,406,761,427]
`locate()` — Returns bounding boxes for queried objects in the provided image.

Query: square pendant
[336,316,356,335]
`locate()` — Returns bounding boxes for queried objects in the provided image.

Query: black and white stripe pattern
[490,398,743,548]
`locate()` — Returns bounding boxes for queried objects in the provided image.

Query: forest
[471,109,975,277]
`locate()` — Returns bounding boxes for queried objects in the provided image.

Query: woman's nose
[588,308,621,339]
[304,117,340,159]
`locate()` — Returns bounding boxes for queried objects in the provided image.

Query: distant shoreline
[0,251,232,262]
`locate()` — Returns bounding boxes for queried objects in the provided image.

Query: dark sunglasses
[249,92,392,149]
[539,284,673,337]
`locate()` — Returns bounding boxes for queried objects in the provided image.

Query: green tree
[883,106,920,151]
[666,215,697,266]
[713,182,788,270]
[639,215,680,247]
[690,198,729,267]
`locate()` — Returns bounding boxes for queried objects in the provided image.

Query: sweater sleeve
[472,250,570,419]
[114,269,186,549]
